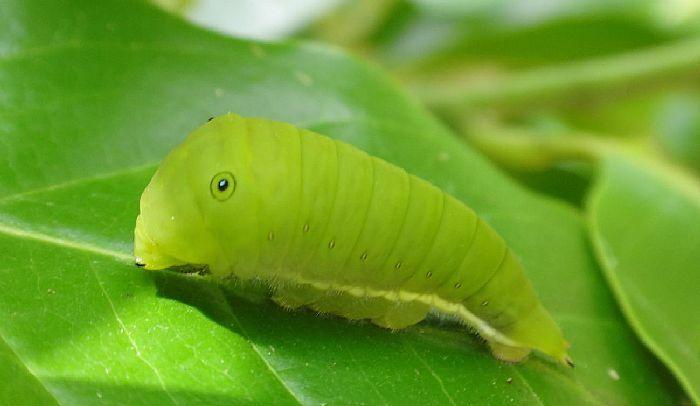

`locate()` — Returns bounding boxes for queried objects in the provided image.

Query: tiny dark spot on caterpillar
[268,231,275,241]
[328,239,335,249]
[481,300,489,306]
[454,282,462,289]
[394,261,402,270]
[360,251,368,262]
[506,377,513,384]
[208,116,214,122]
[135,262,145,268]
[303,223,310,233]
[426,271,432,278]
[565,357,575,368]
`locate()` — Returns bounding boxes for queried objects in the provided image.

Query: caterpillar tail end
[560,339,574,368]
[552,344,574,368]
[548,340,574,368]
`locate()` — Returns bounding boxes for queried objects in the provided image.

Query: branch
[410,37,700,109]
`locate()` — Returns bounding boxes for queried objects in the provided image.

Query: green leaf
[0,0,685,404]
[588,154,700,403]
[0,338,57,405]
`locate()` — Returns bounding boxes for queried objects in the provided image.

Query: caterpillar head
[134,113,253,275]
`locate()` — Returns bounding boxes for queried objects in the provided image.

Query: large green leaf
[0,0,685,404]
[588,154,700,403]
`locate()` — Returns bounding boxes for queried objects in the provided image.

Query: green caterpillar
[134,113,571,366]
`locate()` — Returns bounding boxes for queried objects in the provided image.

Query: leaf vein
[405,340,457,406]
[0,222,131,262]
[215,286,304,405]
[91,262,178,405]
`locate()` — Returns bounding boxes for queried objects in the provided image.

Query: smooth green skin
[0,0,686,404]
[588,154,700,404]
[134,113,569,364]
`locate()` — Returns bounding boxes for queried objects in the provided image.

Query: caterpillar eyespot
[210,171,236,201]
[134,113,571,366]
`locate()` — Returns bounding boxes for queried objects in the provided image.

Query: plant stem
[463,124,628,170]
[464,123,700,202]
[410,37,700,110]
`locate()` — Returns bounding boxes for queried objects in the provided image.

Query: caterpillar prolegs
[134,113,571,366]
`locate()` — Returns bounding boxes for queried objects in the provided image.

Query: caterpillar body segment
[134,113,570,365]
